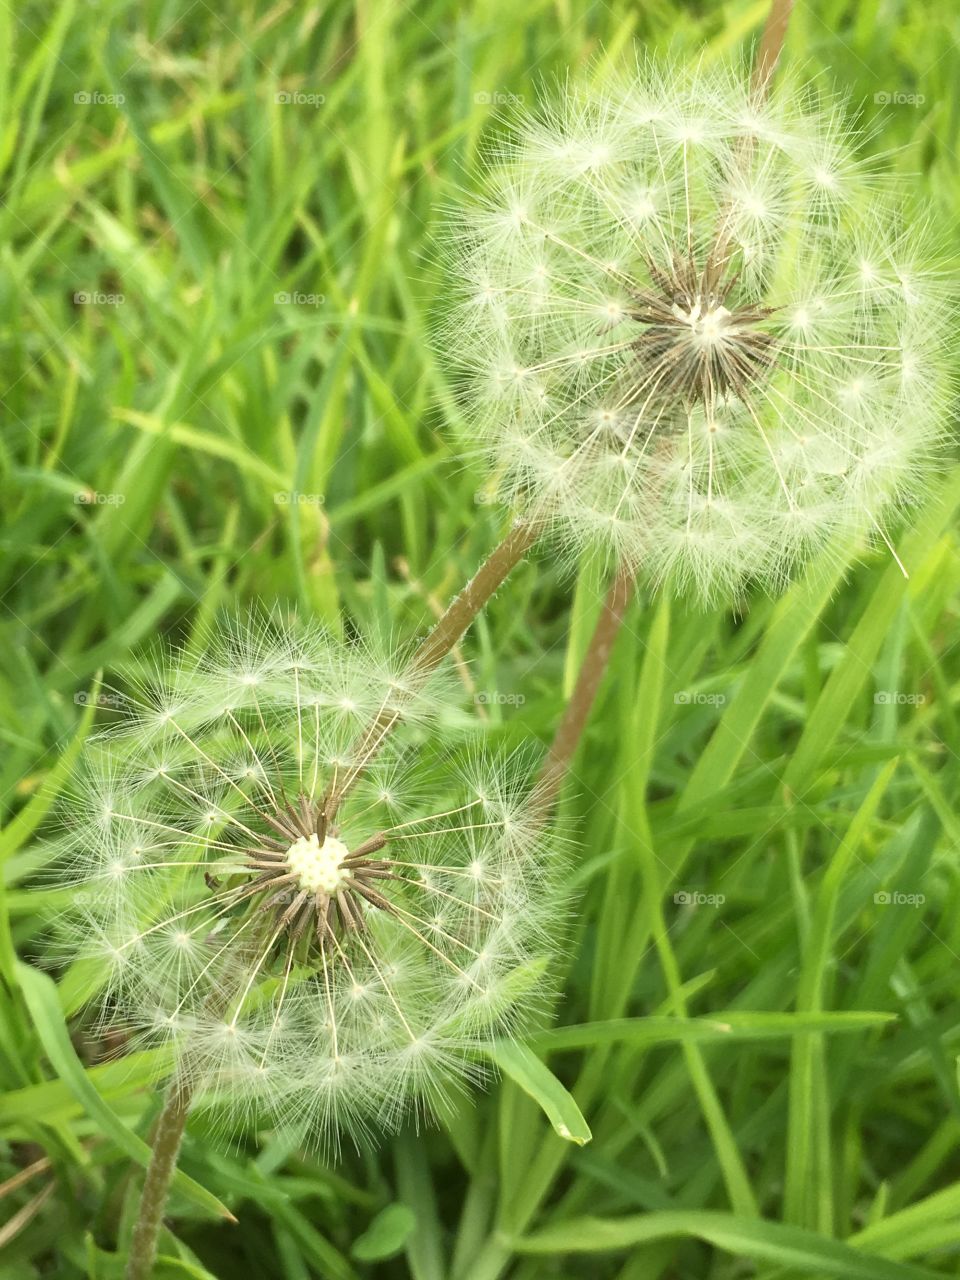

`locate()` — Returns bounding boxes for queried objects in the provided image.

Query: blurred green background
[2,0,960,1276]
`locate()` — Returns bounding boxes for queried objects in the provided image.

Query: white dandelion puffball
[53,620,558,1148]
[444,59,952,601]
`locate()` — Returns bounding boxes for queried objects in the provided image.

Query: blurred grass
[1,0,960,1277]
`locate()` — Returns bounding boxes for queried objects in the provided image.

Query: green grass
[2,0,960,1276]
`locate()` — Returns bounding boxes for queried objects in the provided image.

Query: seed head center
[286,833,350,895]
[671,297,735,347]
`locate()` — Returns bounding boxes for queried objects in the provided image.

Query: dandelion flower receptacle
[54,619,561,1149]
[444,59,952,601]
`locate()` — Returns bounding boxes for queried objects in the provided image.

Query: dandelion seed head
[50,615,563,1151]
[440,58,953,601]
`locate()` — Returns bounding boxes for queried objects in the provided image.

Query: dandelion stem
[126,1077,193,1280]
[752,0,795,99]
[534,564,635,816]
[408,515,542,675]
[326,516,541,816]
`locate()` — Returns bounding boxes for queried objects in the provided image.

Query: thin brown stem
[752,0,795,100]
[126,1078,194,1280]
[535,563,635,816]
[325,517,541,819]
[393,554,486,714]
[405,517,542,678]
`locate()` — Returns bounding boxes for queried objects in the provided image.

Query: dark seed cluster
[229,789,397,958]
[629,253,778,413]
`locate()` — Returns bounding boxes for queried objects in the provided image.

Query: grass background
[2,0,960,1276]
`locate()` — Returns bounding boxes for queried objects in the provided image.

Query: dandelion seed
[441,58,953,601]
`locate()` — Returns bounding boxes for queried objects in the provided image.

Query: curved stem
[534,564,635,816]
[406,517,542,679]
[752,0,795,98]
[126,1078,193,1280]
[325,517,541,819]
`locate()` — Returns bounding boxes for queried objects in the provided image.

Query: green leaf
[16,963,233,1222]
[532,1010,896,1052]
[514,1210,946,1278]
[394,1129,445,1280]
[0,672,101,863]
[113,409,287,488]
[263,1201,358,1280]
[488,1041,591,1146]
[0,1047,172,1129]
[782,472,960,797]
[786,759,898,1230]
[153,1258,220,1280]
[351,1203,417,1262]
